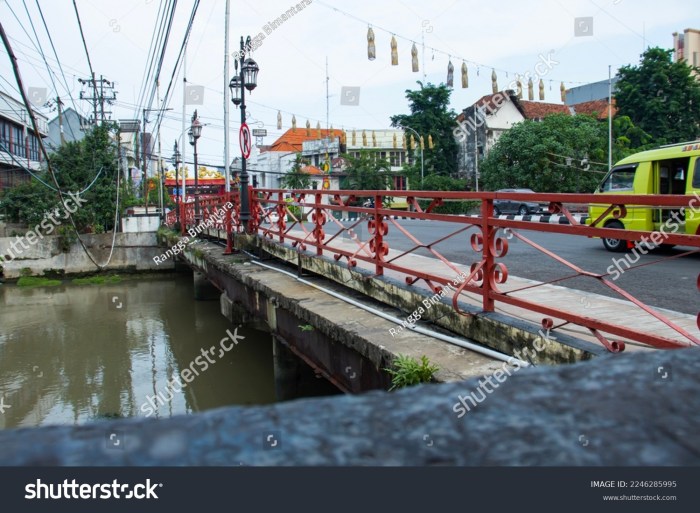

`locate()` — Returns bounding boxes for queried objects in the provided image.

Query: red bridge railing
[166,188,700,352]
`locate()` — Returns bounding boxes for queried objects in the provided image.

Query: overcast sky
[1,0,698,166]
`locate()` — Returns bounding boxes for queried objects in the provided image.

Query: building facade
[0,92,48,192]
[673,28,700,69]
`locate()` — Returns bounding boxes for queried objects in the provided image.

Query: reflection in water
[0,273,276,430]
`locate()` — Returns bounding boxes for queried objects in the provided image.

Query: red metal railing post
[277,191,285,244]
[481,197,495,312]
[313,192,324,256]
[248,185,258,234]
[373,193,386,276]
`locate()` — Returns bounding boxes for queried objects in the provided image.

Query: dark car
[493,188,547,216]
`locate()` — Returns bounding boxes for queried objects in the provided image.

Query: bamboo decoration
[461,61,468,88]
[528,78,534,100]
[391,36,398,66]
[539,79,545,100]
[491,69,498,94]
[446,60,454,88]
[560,82,566,102]
[367,27,376,61]
[292,114,297,131]
[411,43,419,72]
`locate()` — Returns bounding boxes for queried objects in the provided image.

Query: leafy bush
[416,199,479,215]
[385,354,439,391]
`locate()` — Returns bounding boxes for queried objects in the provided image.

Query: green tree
[390,82,459,179]
[0,124,129,232]
[340,150,392,190]
[615,47,700,145]
[279,154,311,190]
[480,114,609,193]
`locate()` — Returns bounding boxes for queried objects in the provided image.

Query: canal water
[0,273,282,430]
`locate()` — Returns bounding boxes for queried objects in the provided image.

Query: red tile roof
[517,100,570,119]
[570,99,617,119]
[301,165,324,175]
[265,128,345,153]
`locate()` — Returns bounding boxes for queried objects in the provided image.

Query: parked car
[493,188,547,215]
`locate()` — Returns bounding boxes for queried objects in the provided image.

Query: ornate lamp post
[188,111,202,224]
[229,36,259,233]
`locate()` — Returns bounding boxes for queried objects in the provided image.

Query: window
[693,159,700,189]
[600,165,637,192]
[28,133,40,161]
[393,175,407,190]
[11,125,24,156]
[0,120,9,151]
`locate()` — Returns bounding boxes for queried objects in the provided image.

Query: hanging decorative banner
[306,120,311,136]
[528,78,534,101]
[372,131,377,147]
[392,133,397,148]
[341,130,347,145]
[539,79,545,100]
[428,134,434,149]
[411,43,419,72]
[446,60,454,88]
[391,36,398,66]
[277,111,282,130]
[461,61,468,88]
[516,76,523,99]
[402,133,407,149]
[352,130,357,146]
[367,27,376,61]
[410,134,416,150]
[292,114,297,130]
[419,135,424,150]
[316,121,322,138]
[560,82,566,102]
[491,69,498,94]
[362,130,367,146]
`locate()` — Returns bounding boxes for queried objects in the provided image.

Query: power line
[34,0,82,115]
[151,0,200,141]
[71,0,99,118]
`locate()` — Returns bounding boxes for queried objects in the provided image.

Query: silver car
[493,188,547,216]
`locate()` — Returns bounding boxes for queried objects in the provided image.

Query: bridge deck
[280,227,697,352]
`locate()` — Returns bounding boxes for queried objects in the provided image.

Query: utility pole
[223,0,231,193]
[474,107,479,192]
[142,105,172,214]
[46,96,66,144]
[78,75,116,127]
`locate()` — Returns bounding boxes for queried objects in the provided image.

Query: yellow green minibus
[589,142,700,252]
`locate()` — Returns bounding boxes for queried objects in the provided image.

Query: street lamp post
[189,111,202,225]
[171,141,181,224]
[229,36,259,233]
[400,125,424,188]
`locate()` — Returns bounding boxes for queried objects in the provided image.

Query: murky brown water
[0,273,277,429]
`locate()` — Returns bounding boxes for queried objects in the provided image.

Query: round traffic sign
[240,123,252,158]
